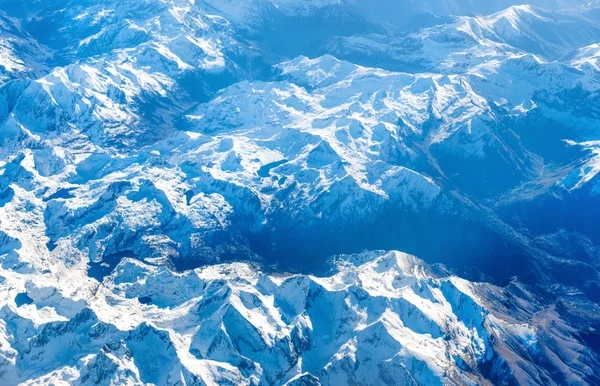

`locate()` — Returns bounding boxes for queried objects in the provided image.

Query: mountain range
[1,0,600,384]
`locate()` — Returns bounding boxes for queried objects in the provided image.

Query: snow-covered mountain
[0,12,50,84]
[326,5,600,73]
[1,250,598,385]
[1,0,600,384]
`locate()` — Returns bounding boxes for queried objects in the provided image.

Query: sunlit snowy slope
[1,0,600,384]
[2,250,598,385]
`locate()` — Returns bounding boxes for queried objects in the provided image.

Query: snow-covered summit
[564,42,600,74]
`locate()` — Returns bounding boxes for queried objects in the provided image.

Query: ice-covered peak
[476,5,600,59]
[565,43,600,73]
[484,4,546,25]
[275,55,359,88]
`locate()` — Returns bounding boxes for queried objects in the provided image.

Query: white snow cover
[0,250,592,385]
[1,0,600,385]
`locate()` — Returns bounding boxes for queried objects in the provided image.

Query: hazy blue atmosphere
[0,0,600,384]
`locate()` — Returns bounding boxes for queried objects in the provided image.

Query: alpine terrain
[0,0,599,385]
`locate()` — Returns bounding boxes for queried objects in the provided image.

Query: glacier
[0,0,600,384]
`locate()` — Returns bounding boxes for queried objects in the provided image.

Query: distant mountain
[0,12,50,84]
[565,42,600,73]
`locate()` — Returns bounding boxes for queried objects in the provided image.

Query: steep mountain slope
[0,12,50,84]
